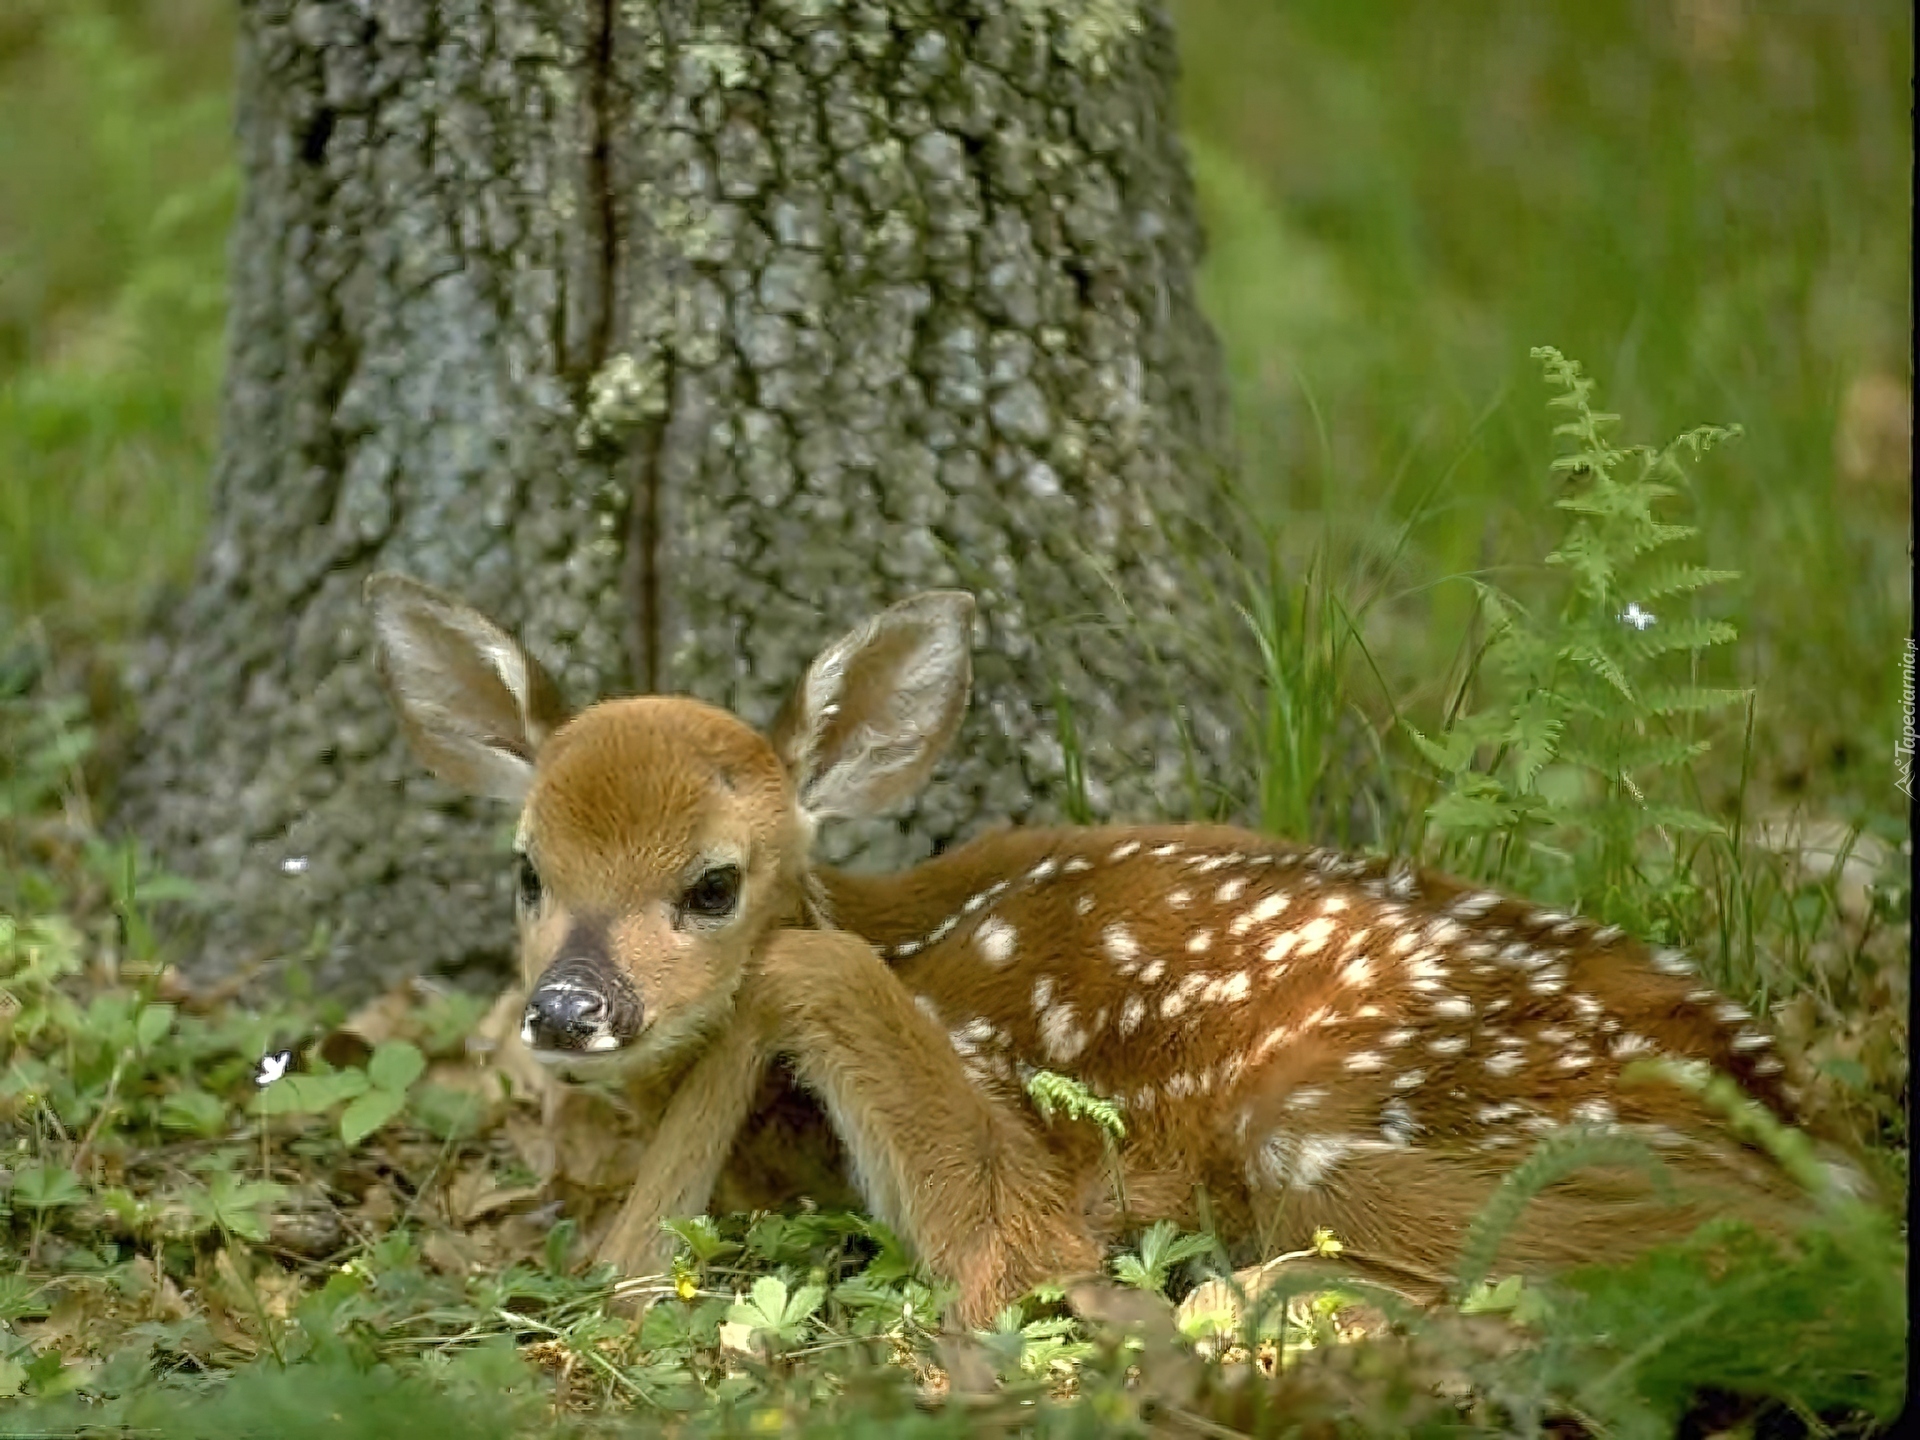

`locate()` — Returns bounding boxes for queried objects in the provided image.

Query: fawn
[368,575,1844,1324]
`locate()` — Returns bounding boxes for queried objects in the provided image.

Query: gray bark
[118,0,1245,1001]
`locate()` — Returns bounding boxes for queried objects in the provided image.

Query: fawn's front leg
[592,1008,773,1285]
[753,927,1101,1326]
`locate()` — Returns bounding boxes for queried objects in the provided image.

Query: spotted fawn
[368,577,1849,1324]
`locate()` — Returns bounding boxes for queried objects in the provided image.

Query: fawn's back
[824,820,1826,1284]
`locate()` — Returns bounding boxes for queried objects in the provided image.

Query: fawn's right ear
[365,573,570,804]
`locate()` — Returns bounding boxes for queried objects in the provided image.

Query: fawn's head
[366,574,974,1076]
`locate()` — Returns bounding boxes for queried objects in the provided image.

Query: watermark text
[1897,638,1916,800]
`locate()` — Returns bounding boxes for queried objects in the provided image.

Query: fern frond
[1559,639,1636,700]
[1631,563,1741,603]
[1631,804,1727,836]
[1640,684,1749,717]
[1622,617,1738,659]
[1453,1125,1674,1300]
[1558,734,1712,776]
[1504,692,1566,789]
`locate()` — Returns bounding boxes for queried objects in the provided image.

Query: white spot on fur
[1150,843,1181,858]
[1216,877,1248,904]
[1570,1099,1616,1126]
[914,994,941,1024]
[1026,858,1058,882]
[1484,1050,1525,1077]
[1293,1135,1350,1188]
[1213,971,1252,1004]
[1031,975,1054,1011]
[1168,888,1192,908]
[1426,1034,1468,1055]
[1187,930,1213,954]
[1651,947,1694,975]
[1430,996,1474,1019]
[1295,915,1337,956]
[1253,1024,1296,1062]
[1390,1069,1425,1091]
[1340,956,1373,988]
[1262,930,1300,963]
[1110,840,1142,860]
[1075,894,1096,916]
[1103,923,1139,966]
[1241,893,1291,933]
[976,917,1017,968]
[1344,1050,1385,1073]
[1139,959,1166,984]
[1380,1098,1418,1146]
[1119,996,1147,1036]
[955,1017,998,1047]
[1063,856,1093,874]
[1039,1005,1088,1063]
[1731,1031,1772,1051]
[1452,890,1502,919]
[1285,1086,1327,1111]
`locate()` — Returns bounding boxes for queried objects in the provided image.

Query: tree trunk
[118,0,1244,1002]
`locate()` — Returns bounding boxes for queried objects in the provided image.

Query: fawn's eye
[516,854,543,910]
[680,865,742,921]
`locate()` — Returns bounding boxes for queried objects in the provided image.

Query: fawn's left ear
[770,591,975,823]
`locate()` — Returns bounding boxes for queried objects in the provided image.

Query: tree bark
[118,0,1244,1001]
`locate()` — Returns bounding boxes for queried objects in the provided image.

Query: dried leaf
[445,1161,543,1224]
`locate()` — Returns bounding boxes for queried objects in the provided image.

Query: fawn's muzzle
[522,952,642,1057]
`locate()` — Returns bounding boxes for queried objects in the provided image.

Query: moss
[1011,0,1144,76]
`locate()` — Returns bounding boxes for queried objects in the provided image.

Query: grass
[0,0,1910,1433]
[1175,0,1911,815]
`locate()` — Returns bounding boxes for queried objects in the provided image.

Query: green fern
[1024,1069,1127,1143]
[1405,348,1749,935]
[1451,1123,1674,1302]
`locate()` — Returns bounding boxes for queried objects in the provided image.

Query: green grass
[0,0,232,637]
[1176,0,1912,816]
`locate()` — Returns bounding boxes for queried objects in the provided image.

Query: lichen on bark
[117,0,1246,1002]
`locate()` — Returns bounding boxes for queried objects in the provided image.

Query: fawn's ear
[771,591,975,823]
[365,573,570,803]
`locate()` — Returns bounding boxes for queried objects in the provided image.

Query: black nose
[523,981,610,1053]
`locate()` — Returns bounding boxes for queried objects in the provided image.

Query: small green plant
[250,1039,429,1147]
[1111,1219,1215,1294]
[1404,348,1748,938]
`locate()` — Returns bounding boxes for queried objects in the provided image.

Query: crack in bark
[621,401,667,694]
[584,0,618,376]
